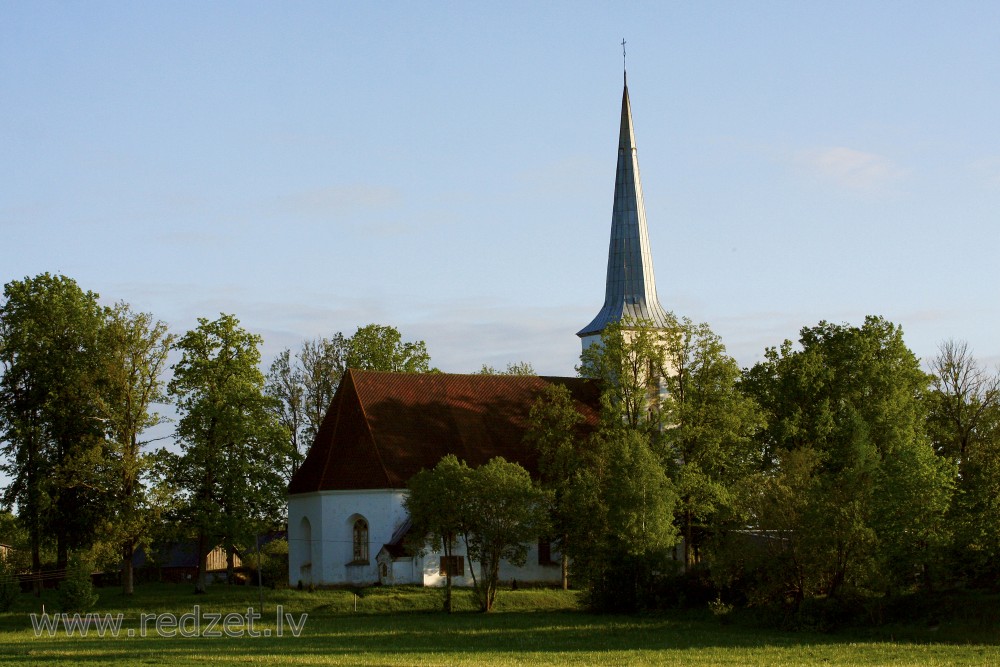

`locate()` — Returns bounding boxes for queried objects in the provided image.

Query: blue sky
[3,1,999,376]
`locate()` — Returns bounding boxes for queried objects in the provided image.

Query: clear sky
[3,1,999,376]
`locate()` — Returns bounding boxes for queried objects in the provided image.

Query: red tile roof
[288,370,601,494]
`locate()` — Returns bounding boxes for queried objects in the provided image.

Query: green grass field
[0,584,997,666]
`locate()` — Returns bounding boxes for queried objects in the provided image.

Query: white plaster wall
[287,493,323,587]
[288,489,408,586]
[421,541,561,588]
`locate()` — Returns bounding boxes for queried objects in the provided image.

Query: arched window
[352,518,369,563]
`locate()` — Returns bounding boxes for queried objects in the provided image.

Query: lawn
[0,584,997,666]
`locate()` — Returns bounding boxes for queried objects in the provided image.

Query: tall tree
[460,457,550,612]
[740,317,954,599]
[404,454,470,612]
[265,349,306,479]
[578,318,674,430]
[167,314,291,593]
[95,304,173,595]
[266,324,432,459]
[0,274,110,587]
[927,340,1000,583]
[525,383,590,589]
[658,318,764,571]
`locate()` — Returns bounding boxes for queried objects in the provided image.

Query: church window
[439,555,464,576]
[352,518,369,563]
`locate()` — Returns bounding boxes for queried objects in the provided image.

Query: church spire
[578,75,672,345]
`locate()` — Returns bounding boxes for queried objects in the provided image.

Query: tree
[404,454,470,612]
[266,324,432,461]
[477,361,536,376]
[525,383,590,589]
[926,340,1000,584]
[95,304,173,595]
[658,318,764,571]
[167,314,291,593]
[265,349,306,479]
[572,319,682,609]
[460,457,550,612]
[406,456,549,613]
[0,274,110,590]
[740,317,954,600]
[578,318,674,430]
[344,324,432,374]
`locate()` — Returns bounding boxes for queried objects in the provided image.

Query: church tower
[578,73,671,352]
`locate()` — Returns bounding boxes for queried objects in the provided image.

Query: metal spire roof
[578,76,672,339]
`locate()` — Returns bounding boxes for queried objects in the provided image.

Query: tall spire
[578,76,671,343]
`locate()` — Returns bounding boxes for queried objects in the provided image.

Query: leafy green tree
[0,555,19,612]
[583,425,679,610]
[477,361,536,375]
[578,318,674,430]
[404,454,471,612]
[740,317,954,599]
[58,552,98,613]
[460,457,550,612]
[525,383,593,589]
[926,340,1000,584]
[95,304,173,595]
[573,318,683,609]
[344,323,432,373]
[167,314,291,593]
[658,318,764,571]
[406,456,549,612]
[0,274,110,587]
[267,324,432,461]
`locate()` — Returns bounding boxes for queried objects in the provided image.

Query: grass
[0,583,997,665]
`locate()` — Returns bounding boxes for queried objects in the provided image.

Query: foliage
[267,324,433,464]
[166,314,291,592]
[244,537,289,588]
[404,454,470,612]
[407,456,549,612]
[524,384,590,589]
[57,552,98,613]
[460,457,551,612]
[0,273,111,578]
[476,361,536,375]
[657,317,765,571]
[95,303,173,595]
[926,340,1000,584]
[0,555,19,612]
[578,317,674,430]
[736,317,954,602]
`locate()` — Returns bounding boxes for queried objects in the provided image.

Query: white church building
[287,72,672,587]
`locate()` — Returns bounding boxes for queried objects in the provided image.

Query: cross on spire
[622,38,627,84]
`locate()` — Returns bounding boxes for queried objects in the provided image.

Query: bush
[59,554,98,613]
[245,538,289,588]
[0,558,20,611]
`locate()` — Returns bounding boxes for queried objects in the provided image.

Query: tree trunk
[561,552,569,591]
[684,507,693,573]
[122,542,135,595]
[195,532,208,594]
[226,540,235,584]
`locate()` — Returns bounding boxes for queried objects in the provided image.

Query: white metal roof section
[578,78,672,339]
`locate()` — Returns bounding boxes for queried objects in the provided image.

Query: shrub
[59,554,98,613]
[0,558,20,612]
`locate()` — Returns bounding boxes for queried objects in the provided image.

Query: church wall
[288,488,409,586]
[420,541,561,588]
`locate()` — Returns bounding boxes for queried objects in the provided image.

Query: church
[286,72,672,587]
